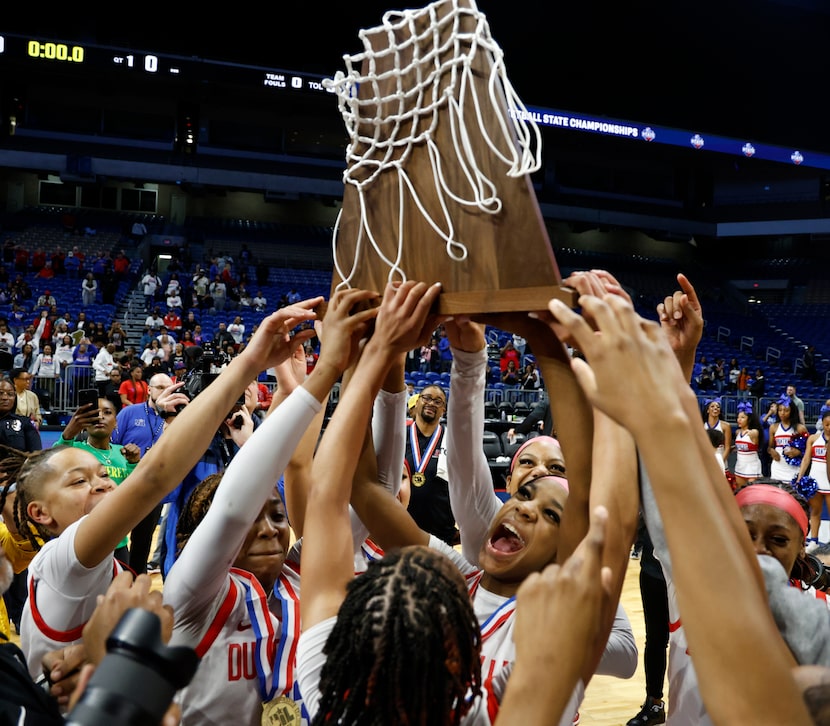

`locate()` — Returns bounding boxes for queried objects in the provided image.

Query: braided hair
[174,472,224,559]
[313,546,481,726]
[0,444,66,550]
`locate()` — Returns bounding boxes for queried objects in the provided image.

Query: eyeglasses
[419,394,446,407]
[0,392,15,398]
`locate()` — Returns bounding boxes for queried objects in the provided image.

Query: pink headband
[735,484,808,536]
[510,435,564,480]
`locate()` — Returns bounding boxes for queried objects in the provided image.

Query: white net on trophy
[327,0,574,315]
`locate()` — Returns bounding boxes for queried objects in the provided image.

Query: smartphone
[78,388,100,413]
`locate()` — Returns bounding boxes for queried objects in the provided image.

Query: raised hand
[548,294,688,433]
[443,316,486,353]
[238,297,323,372]
[313,287,381,377]
[370,281,443,357]
[657,273,703,374]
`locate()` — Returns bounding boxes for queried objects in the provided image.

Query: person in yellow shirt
[0,490,39,640]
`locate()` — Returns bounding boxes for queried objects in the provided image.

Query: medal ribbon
[273,572,301,697]
[233,568,279,702]
[410,422,442,473]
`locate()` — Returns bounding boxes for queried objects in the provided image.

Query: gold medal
[412,472,426,487]
[262,696,301,726]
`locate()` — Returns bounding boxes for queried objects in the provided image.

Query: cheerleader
[797,406,830,549]
[733,402,763,490]
[768,396,809,483]
[703,398,732,471]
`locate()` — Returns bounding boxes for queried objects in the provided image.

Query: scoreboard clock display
[0,32,331,97]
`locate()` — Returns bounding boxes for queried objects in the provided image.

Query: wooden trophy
[327,0,575,317]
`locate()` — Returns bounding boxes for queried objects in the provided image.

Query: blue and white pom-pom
[792,474,819,500]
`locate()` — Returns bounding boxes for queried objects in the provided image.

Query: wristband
[159,410,177,420]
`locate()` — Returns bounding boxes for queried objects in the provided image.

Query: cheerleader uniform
[810,432,830,494]
[734,429,762,480]
[770,423,801,482]
[704,421,727,471]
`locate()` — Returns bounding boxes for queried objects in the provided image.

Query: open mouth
[488,522,525,554]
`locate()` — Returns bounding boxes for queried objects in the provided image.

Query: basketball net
[327,0,574,314]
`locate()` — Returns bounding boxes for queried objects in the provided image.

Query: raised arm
[73,298,323,568]
[165,289,375,615]
[549,293,812,726]
[301,282,440,630]
[443,318,502,564]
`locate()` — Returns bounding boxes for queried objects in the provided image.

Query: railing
[32,364,96,414]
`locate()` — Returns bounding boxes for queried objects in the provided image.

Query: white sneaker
[807,539,820,553]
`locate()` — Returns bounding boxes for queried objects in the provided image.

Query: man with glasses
[404,384,458,545]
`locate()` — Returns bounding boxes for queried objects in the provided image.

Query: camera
[807,553,830,592]
[177,343,243,413]
[65,608,198,726]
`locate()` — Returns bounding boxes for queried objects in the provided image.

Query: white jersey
[172,559,304,726]
[20,518,123,678]
[734,429,762,479]
[771,423,801,481]
[810,433,830,493]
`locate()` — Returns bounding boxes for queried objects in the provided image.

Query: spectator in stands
[54,333,74,380]
[520,360,542,390]
[29,247,46,273]
[0,323,15,365]
[212,321,235,351]
[13,245,29,273]
[209,275,227,312]
[112,249,130,279]
[36,261,54,280]
[141,268,161,311]
[737,367,751,400]
[170,343,187,374]
[163,307,182,333]
[750,367,766,398]
[237,283,252,308]
[7,304,26,341]
[803,345,818,383]
[64,249,80,278]
[11,368,41,429]
[119,363,149,407]
[90,251,108,278]
[786,384,806,425]
[102,368,123,410]
[286,287,301,304]
[31,342,59,404]
[499,337,521,374]
[227,315,245,350]
[15,313,47,356]
[252,289,267,312]
[191,268,210,310]
[92,342,118,395]
[145,307,164,331]
[12,343,36,374]
[140,339,165,367]
[107,320,127,353]
[181,329,196,348]
[73,309,89,334]
[156,328,176,361]
[89,321,108,350]
[165,271,182,297]
[36,290,56,309]
[137,326,154,353]
[500,359,520,386]
[180,309,199,333]
[192,324,204,346]
[130,219,147,242]
[50,246,66,275]
[100,267,119,304]
[437,326,453,373]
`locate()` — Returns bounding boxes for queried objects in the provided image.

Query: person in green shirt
[53,397,141,565]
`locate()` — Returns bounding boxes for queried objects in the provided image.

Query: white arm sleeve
[446,346,502,566]
[163,386,322,615]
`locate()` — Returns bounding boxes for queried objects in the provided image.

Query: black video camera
[65,608,198,726]
[177,343,246,416]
